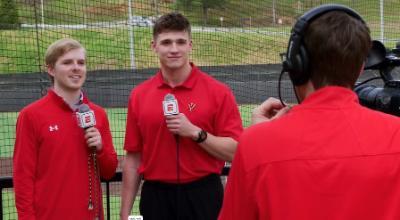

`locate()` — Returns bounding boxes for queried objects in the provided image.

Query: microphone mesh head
[164,94,175,101]
[78,104,90,113]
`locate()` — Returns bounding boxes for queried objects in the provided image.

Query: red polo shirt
[124,64,243,183]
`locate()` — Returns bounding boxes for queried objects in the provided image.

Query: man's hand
[165,113,200,139]
[84,127,103,151]
[251,97,291,125]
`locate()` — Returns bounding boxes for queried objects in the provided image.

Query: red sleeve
[219,142,258,220]
[124,92,142,152]
[214,88,243,141]
[13,110,37,220]
[96,109,118,180]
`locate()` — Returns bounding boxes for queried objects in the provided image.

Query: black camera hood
[364,40,386,70]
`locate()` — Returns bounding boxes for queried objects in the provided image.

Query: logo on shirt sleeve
[49,125,59,132]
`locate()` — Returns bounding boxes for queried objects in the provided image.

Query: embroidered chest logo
[49,125,59,132]
[188,102,196,112]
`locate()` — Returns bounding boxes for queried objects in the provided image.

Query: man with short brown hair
[120,12,243,220]
[220,5,400,220]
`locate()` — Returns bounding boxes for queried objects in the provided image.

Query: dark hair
[304,11,371,89]
[153,12,191,39]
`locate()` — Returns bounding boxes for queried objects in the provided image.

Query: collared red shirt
[124,63,243,183]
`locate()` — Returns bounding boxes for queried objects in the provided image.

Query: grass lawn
[0,105,255,157]
[14,0,400,26]
[3,0,400,74]
[107,105,255,155]
[1,190,140,219]
[1,24,399,74]
[105,195,141,217]
[0,27,288,74]
[0,104,255,218]
[102,105,254,155]
[2,190,17,219]
[0,112,17,158]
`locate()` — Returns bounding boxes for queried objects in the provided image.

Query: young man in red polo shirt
[13,38,118,220]
[120,12,243,220]
[219,5,400,220]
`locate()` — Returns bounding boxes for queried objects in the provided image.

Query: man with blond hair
[13,38,118,220]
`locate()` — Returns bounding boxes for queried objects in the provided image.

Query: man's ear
[358,62,365,77]
[151,40,156,52]
[47,65,55,77]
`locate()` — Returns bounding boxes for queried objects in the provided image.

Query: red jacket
[220,86,400,220]
[13,90,118,220]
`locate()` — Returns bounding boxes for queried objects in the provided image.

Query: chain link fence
[1,0,400,219]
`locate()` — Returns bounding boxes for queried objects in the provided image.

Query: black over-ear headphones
[282,4,365,86]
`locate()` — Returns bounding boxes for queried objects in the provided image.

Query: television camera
[355,40,400,116]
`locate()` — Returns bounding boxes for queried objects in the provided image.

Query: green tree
[0,0,20,29]
[177,0,227,25]
[177,0,193,10]
[200,0,226,25]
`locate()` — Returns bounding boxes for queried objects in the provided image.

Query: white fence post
[380,0,384,43]
[128,0,136,70]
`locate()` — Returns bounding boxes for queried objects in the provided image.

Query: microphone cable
[174,135,181,220]
[278,69,287,107]
[88,147,101,220]
[278,69,301,105]
[354,76,381,89]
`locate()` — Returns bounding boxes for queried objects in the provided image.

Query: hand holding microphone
[77,104,103,151]
[163,94,200,138]
[84,127,102,151]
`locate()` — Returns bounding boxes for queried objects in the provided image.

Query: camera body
[355,41,400,116]
[355,82,400,116]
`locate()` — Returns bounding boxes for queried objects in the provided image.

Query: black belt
[143,174,220,190]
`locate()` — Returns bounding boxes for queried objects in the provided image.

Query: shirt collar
[47,88,89,111]
[156,63,200,89]
[69,91,85,111]
[298,86,359,109]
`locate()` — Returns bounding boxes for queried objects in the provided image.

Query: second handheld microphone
[76,104,96,129]
[163,93,179,116]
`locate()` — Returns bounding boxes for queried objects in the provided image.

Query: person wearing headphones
[219,4,400,220]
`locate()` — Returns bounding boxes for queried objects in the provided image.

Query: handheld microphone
[163,93,179,116]
[77,104,100,214]
[76,104,96,129]
[162,93,181,217]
